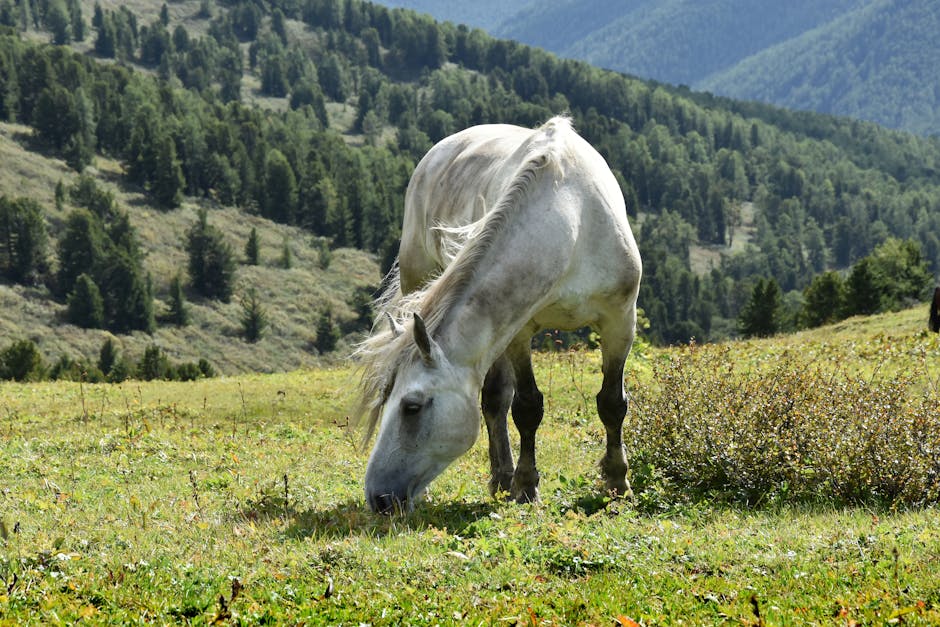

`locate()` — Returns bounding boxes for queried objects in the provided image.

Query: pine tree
[137,344,169,380]
[46,0,71,45]
[54,181,66,210]
[738,278,781,338]
[799,271,845,328]
[262,149,297,223]
[843,257,881,316]
[98,337,118,376]
[0,196,49,284]
[239,287,267,343]
[67,273,104,328]
[315,310,339,353]
[186,209,235,302]
[56,209,105,299]
[98,250,155,333]
[260,55,288,98]
[63,88,95,171]
[244,227,259,265]
[94,14,116,58]
[152,133,185,208]
[67,0,83,41]
[316,238,332,269]
[166,273,189,326]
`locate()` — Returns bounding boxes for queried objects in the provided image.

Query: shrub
[629,345,940,506]
[49,355,104,382]
[137,344,170,381]
[0,339,45,381]
[175,362,203,381]
[197,358,216,378]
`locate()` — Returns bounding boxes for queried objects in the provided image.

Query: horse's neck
[435,200,575,379]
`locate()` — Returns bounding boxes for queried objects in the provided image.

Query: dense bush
[0,339,45,381]
[629,345,940,507]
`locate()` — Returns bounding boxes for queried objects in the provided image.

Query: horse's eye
[402,402,422,416]
[401,397,431,418]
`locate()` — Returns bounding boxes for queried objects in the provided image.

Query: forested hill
[0,0,939,375]
[379,0,940,137]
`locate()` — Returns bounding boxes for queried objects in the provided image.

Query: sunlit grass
[1,306,939,623]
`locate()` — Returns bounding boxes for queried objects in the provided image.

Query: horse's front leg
[596,308,637,498]
[481,355,515,496]
[508,343,543,503]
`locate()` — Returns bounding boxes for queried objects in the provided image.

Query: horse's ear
[386,312,404,338]
[413,313,434,363]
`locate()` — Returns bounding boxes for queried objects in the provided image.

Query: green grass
[2,307,939,624]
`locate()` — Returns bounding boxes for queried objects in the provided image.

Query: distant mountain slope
[700,0,940,136]
[376,1,865,85]
[377,0,940,135]
[565,0,864,83]
[492,0,657,56]
[377,0,513,31]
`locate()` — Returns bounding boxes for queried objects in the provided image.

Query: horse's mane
[352,117,571,442]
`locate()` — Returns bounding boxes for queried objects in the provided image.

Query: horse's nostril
[369,492,404,515]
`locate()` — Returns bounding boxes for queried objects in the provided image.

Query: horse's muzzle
[367,490,408,515]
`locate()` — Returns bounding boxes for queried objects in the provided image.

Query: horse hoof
[510,467,540,503]
[605,480,634,503]
[488,472,514,498]
[512,485,539,503]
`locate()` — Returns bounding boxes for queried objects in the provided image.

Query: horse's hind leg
[596,307,637,498]
[482,355,515,496]
[508,341,543,503]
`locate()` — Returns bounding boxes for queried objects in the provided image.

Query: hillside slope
[504,0,863,87]
[0,123,381,374]
[700,0,940,136]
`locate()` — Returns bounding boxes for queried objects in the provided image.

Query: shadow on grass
[240,492,498,540]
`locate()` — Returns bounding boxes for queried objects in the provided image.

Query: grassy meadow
[1,307,939,624]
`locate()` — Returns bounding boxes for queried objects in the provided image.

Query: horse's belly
[530,298,600,332]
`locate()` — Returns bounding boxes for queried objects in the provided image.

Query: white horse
[356,116,642,513]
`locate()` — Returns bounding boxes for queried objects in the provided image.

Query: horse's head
[365,314,479,514]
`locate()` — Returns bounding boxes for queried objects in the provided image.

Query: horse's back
[400,117,641,327]
[399,123,535,291]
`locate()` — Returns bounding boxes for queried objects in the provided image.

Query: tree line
[0,335,216,382]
